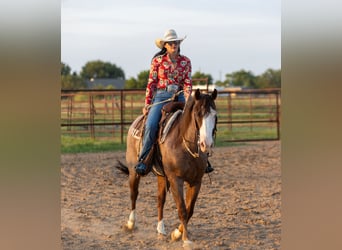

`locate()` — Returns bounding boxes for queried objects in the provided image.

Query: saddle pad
[128,114,145,139]
[160,109,182,143]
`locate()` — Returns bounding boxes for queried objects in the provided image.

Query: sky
[61,0,281,82]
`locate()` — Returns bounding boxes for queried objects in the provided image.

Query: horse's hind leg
[126,172,140,230]
[157,176,167,236]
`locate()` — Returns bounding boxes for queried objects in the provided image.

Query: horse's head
[193,89,218,155]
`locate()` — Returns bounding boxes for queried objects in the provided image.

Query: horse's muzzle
[200,141,213,156]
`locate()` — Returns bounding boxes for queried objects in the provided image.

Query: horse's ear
[195,88,201,100]
[211,89,217,100]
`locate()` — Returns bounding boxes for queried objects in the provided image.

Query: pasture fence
[61,88,281,144]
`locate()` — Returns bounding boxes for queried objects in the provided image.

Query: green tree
[192,71,213,85]
[61,74,87,89]
[256,68,281,88]
[80,60,125,80]
[136,70,149,89]
[125,77,138,89]
[61,62,71,76]
[124,70,149,89]
[61,62,87,89]
[226,70,256,88]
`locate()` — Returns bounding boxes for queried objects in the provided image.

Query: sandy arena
[61,141,281,249]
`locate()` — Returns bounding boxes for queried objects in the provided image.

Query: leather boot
[205,160,214,173]
[135,161,148,176]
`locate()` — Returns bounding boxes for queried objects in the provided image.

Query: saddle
[129,101,185,176]
[159,101,184,143]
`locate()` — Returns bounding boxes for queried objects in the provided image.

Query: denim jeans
[138,90,185,161]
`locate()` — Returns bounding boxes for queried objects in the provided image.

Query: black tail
[116,160,129,175]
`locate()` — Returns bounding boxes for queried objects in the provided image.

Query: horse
[117,88,217,249]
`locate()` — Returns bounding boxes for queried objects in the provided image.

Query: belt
[157,84,181,93]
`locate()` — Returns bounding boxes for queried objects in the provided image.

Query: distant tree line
[62,60,280,90]
[61,60,125,89]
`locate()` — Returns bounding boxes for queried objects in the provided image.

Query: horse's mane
[179,91,217,136]
[179,95,195,136]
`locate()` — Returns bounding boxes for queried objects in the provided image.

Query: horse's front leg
[185,182,202,223]
[126,172,140,230]
[169,179,193,248]
[156,176,167,236]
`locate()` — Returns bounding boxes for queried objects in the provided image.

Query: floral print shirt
[145,53,192,105]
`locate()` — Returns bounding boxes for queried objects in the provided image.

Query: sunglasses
[166,41,180,46]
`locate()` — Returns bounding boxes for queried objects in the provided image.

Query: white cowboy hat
[155,29,186,49]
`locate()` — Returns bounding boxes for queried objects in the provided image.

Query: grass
[61,135,249,154]
[61,124,278,154]
[61,123,278,154]
[61,136,126,154]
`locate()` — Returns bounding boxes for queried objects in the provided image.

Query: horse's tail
[116,160,129,176]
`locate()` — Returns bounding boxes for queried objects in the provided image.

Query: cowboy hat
[155,29,186,49]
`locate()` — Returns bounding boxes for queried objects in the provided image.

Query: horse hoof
[126,210,136,230]
[157,220,166,236]
[171,228,182,241]
[126,220,134,230]
[183,240,194,250]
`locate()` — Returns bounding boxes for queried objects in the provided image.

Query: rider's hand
[142,106,149,116]
[184,91,190,101]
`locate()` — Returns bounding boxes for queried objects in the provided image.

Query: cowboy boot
[205,160,214,173]
[135,161,148,176]
[135,144,155,176]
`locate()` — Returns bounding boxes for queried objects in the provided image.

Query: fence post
[228,93,232,131]
[67,95,73,131]
[89,93,95,139]
[120,90,124,144]
[276,91,280,140]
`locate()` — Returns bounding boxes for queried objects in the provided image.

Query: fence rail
[61,88,281,143]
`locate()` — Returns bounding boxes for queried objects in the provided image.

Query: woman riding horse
[135,29,214,176]
[120,88,218,249]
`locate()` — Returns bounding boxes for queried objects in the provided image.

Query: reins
[148,89,204,159]
[182,136,200,158]
[146,90,184,110]
[182,109,201,158]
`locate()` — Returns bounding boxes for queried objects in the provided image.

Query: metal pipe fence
[61,88,281,143]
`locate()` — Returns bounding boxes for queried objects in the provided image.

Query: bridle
[182,99,217,159]
[182,133,200,158]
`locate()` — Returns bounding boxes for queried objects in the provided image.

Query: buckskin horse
[117,88,217,249]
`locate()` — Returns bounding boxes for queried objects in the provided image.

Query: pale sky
[61,0,281,81]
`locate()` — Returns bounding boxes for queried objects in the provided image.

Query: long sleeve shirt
[145,53,192,105]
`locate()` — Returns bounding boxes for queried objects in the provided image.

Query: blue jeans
[138,90,185,161]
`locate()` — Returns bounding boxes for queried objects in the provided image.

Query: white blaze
[199,107,217,153]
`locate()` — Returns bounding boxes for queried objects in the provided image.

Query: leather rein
[182,133,200,158]
[182,110,201,158]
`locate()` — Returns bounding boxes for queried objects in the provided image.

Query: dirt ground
[61,141,281,250]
